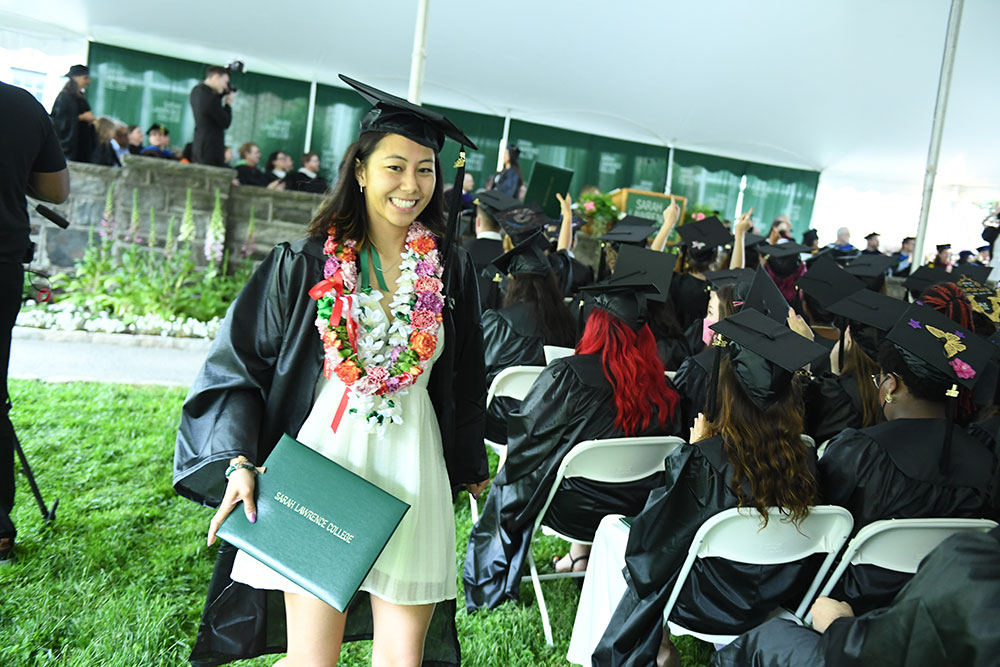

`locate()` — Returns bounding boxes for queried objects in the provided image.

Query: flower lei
[308,222,443,436]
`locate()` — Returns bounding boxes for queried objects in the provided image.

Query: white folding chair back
[801,434,816,449]
[543,345,575,364]
[664,505,853,645]
[808,517,998,623]
[524,436,686,646]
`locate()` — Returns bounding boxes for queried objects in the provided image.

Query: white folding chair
[470,365,545,522]
[523,435,686,646]
[543,345,575,364]
[663,505,854,646]
[805,517,998,624]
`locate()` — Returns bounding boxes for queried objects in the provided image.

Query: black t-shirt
[0,82,67,264]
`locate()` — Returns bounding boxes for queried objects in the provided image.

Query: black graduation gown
[818,419,994,614]
[284,171,329,194]
[91,142,121,167]
[804,373,864,445]
[711,526,1000,667]
[968,413,1000,458]
[809,332,837,376]
[464,236,503,272]
[670,273,709,329]
[548,249,595,298]
[672,347,714,429]
[592,438,823,666]
[173,237,488,666]
[235,164,271,187]
[50,89,95,162]
[463,354,682,611]
[482,303,546,443]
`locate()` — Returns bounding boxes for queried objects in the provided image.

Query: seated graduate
[795,256,866,377]
[805,289,908,445]
[670,216,734,329]
[592,305,827,667]
[463,275,683,610]
[546,192,595,299]
[759,241,813,314]
[675,267,797,427]
[712,523,1000,667]
[596,216,657,282]
[234,142,278,188]
[283,151,329,193]
[481,231,577,443]
[843,253,896,294]
[818,302,996,614]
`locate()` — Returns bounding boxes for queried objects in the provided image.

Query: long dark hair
[841,336,883,427]
[706,357,817,526]
[61,78,83,98]
[506,145,523,184]
[307,132,447,243]
[502,272,576,347]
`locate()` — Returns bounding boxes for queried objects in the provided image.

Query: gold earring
[359,183,364,193]
[885,392,894,404]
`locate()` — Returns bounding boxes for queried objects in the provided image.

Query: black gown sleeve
[173,244,294,506]
[50,91,78,159]
[804,373,863,444]
[672,354,709,430]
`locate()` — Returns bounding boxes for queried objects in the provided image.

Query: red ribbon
[330,387,350,433]
[309,277,337,300]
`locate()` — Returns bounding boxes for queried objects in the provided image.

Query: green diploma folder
[216,433,410,612]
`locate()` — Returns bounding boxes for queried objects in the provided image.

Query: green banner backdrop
[742,162,820,239]
[670,149,747,220]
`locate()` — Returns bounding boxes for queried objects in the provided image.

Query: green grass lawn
[0,379,712,666]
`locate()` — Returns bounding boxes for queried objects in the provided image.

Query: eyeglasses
[870,372,899,389]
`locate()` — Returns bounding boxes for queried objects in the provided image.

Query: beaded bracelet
[225,456,266,479]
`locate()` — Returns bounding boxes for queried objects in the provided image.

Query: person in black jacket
[817,303,996,615]
[464,276,684,609]
[50,64,95,163]
[174,75,487,666]
[481,231,577,443]
[234,142,282,189]
[189,65,233,166]
[284,152,329,193]
[712,525,1000,667]
[592,306,827,667]
[1,81,70,565]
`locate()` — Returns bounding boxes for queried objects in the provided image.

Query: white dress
[230,289,456,606]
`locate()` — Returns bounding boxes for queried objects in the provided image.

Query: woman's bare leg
[273,591,347,666]
[370,595,436,667]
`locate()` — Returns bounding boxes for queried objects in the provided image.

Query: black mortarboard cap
[903,266,953,295]
[796,256,865,309]
[339,74,477,152]
[677,216,734,251]
[617,214,657,229]
[710,307,828,409]
[704,268,755,291]
[953,263,992,284]
[742,267,790,323]
[827,289,909,359]
[955,275,1000,324]
[600,222,655,247]
[758,242,811,259]
[474,190,520,217]
[977,245,990,253]
[886,303,991,391]
[936,244,952,252]
[743,231,767,248]
[579,278,661,331]
[485,230,551,279]
[147,123,168,135]
[610,245,677,303]
[844,253,896,290]
[864,232,880,240]
[498,203,549,245]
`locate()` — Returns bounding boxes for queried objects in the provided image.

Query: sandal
[553,553,589,573]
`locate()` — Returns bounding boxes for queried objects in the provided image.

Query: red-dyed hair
[575,308,679,435]
[919,282,977,419]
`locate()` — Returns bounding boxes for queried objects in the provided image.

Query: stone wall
[28,156,325,274]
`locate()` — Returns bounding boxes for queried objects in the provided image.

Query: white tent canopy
[2,0,997,251]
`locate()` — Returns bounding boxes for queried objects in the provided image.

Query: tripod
[13,433,58,522]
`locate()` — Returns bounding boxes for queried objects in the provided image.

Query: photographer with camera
[0,82,70,565]
[190,64,238,167]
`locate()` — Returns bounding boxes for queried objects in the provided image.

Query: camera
[224,60,244,94]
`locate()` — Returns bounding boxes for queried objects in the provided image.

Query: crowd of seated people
[458,195,1000,666]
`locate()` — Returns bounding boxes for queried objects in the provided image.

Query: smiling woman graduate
[173,75,489,666]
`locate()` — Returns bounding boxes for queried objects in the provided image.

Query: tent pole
[665,146,675,195]
[497,113,511,172]
[407,0,430,103]
[913,0,964,268]
[304,79,317,153]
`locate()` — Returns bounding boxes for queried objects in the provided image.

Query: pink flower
[693,212,706,221]
[415,276,443,294]
[367,365,389,383]
[385,376,402,392]
[415,260,435,277]
[583,201,596,212]
[324,257,341,279]
[390,345,405,363]
[412,309,438,331]
[352,375,380,396]
[417,292,444,313]
[949,357,976,380]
